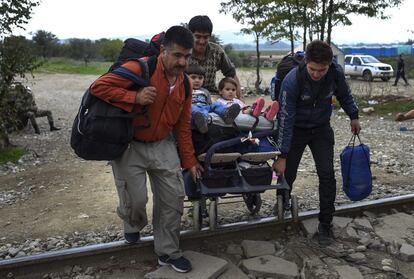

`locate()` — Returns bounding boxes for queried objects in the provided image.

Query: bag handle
[344,133,371,190]
[347,133,363,146]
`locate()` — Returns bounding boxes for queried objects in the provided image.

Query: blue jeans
[192,102,228,123]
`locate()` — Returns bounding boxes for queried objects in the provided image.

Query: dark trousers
[284,125,336,224]
[394,71,408,85]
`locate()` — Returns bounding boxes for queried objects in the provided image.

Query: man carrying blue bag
[273,40,361,246]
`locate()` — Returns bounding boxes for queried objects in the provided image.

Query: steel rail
[1,193,414,276]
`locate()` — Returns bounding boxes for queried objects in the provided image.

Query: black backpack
[70,34,190,161]
[108,32,165,73]
[271,51,305,101]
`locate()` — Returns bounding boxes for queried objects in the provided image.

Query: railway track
[1,193,414,279]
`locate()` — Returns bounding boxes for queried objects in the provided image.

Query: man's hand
[237,88,244,102]
[233,75,244,102]
[189,163,204,182]
[395,112,405,122]
[135,86,157,105]
[272,158,286,176]
[350,119,361,135]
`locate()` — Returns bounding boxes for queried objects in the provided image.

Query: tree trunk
[0,127,11,150]
[255,32,261,94]
[326,0,334,44]
[309,23,314,41]
[320,0,327,41]
[302,3,308,50]
[288,7,295,54]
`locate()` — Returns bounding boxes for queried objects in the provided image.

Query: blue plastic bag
[340,134,372,201]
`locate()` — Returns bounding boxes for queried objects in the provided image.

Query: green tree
[221,0,270,94]
[0,36,39,85]
[224,44,244,67]
[0,0,40,148]
[66,38,96,60]
[210,34,224,45]
[95,38,123,62]
[0,0,39,34]
[261,0,402,49]
[323,0,402,44]
[32,29,59,58]
[300,0,403,45]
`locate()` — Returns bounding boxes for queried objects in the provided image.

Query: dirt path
[0,74,121,241]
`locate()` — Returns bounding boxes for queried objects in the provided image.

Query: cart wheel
[290,195,299,222]
[277,195,284,221]
[209,199,218,231]
[243,193,262,215]
[192,200,201,231]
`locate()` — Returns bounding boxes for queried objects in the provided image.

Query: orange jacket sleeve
[90,61,142,112]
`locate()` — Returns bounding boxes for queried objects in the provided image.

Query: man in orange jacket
[91,26,202,273]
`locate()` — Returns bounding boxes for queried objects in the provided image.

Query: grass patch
[371,100,414,116]
[352,95,414,117]
[35,58,111,75]
[0,146,26,164]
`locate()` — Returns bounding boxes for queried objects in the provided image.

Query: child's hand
[210,95,218,102]
[243,107,252,114]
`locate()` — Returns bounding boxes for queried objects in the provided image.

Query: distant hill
[230,41,290,50]
[338,42,413,47]
[57,30,291,51]
[213,30,290,50]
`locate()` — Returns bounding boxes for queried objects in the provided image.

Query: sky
[13,0,414,45]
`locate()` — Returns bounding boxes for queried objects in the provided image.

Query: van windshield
[361,56,380,63]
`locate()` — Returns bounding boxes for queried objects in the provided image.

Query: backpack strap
[110,58,150,88]
[110,59,152,129]
[146,55,158,77]
[183,74,190,100]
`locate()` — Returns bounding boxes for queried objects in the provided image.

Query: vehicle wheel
[381,77,391,81]
[290,195,299,223]
[363,70,373,81]
[209,198,218,231]
[243,193,262,215]
[277,195,284,221]
[192,200,201,231]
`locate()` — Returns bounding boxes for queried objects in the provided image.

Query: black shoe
[33,125,41,134]
[124,232,140,244]
[223,104,241,124]
[193,112,208,133]
[50,126,60,131]
[392,84,397,86]
[318,223,334,246]
[158,255,192,273]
